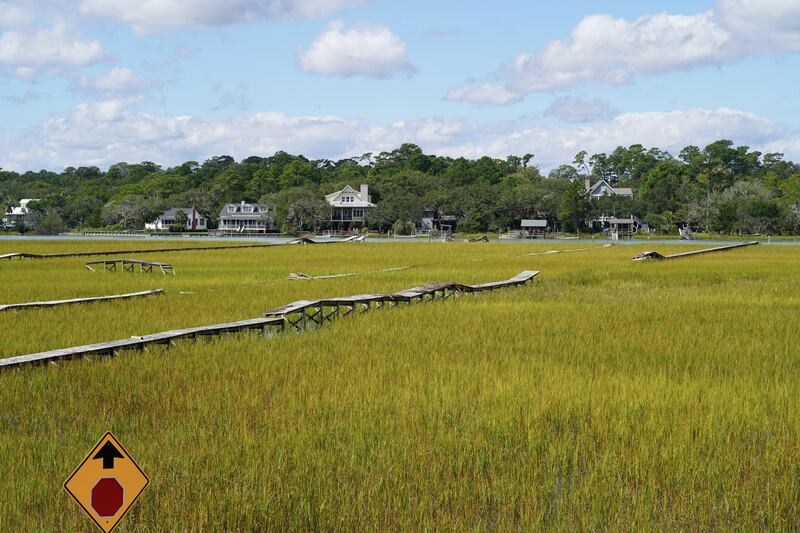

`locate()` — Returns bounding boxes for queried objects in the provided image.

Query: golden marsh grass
[1,240,799,530]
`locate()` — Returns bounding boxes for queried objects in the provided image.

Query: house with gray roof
[585,177,633,198]
[146,207,207,231]
[219,201,276,232]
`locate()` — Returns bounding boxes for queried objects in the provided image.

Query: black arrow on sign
[93,441,124,469]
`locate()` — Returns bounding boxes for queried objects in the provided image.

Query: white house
[585,177,633,199]
[3,199,38,229]
[146,207,208,231]
[218,201,276,232]
[325,184,376,227]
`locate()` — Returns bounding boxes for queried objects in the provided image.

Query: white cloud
[299,21,415,78]
[444,82,522,105]
[0,20,107,79]
[1,101,795,171]
[716,0,800,50]
[80,0,367,32]
[448,2,800,105]
[78,67,153,95]
[543,97,616,123]
[0,1,33,28]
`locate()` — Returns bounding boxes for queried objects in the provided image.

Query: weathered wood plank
[0,243,277,260]
[85,258,175,274]
[1,237,367,261]
[633,241,759,261]
[0,289,164,312]
[0,317,284,369]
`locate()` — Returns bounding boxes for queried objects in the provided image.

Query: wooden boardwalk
[266,271,539,330]
[0,317,284,369]
[0,289,163,313]
[633,241,759,261]
[0,243,276,260]
[0,237,364,261]
[86,258,176,275]
[0,270,539,370]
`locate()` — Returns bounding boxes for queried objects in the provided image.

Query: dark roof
[159,208,204,220]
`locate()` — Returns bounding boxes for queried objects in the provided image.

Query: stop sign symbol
[91,477,124,517]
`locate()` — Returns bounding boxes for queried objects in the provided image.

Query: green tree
[558,179,590,231]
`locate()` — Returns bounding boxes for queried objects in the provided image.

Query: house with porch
[325,184,375,229]
[218,201,277,232]
[3,199,38,229]
[145,207,207,231]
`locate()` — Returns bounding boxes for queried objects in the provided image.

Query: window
[243,206,254,213]
[228,206,236,213]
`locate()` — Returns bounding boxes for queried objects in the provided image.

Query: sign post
[64,432,149,533]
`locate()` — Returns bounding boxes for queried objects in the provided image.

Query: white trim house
[325,184,376,226]
[3,199,38,229]
[145,207,207,231]
[218,201,276,232]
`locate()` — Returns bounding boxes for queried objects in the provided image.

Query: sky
[1,0,800,171]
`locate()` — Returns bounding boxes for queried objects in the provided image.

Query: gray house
[145,207,207,231]
[219,201,276,232]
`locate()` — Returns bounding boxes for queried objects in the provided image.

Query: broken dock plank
[0,289,164,313]
[86,258,176,275]
[633,241,759,261]
[1,237,367,261]
[0,317,285,369]
[0,243,277,260]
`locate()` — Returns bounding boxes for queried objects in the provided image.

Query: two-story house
[145,207,207,231]
[218,201,276,232]
[3,199,38,229]
[325,184,375,228]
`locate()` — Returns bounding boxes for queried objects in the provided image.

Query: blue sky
[1,0,799,170]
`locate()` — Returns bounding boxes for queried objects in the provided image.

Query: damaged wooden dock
[0,289,163,313]
[632,241,759,261]
[0,243,275,260]
[0,270,538,370]
[86,258,176,275]
[0,317,284,369]
[266,270,539,331]
[0,236,365,262]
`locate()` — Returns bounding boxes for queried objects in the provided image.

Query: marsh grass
[1,240,799,530]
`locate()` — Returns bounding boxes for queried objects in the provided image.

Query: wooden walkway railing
[265,271,539,331]
[0,289,164,313]
[85,259,176,275]
[0,270,538,370]
[632,241,759,261]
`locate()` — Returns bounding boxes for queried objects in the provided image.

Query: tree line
[2,141,799,235]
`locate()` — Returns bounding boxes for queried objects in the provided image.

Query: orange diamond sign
[64,432,149,532]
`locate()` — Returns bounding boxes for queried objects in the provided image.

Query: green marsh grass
[1,240,799,530]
